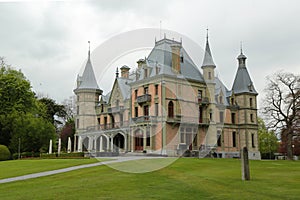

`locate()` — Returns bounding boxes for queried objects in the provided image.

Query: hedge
[41,152,85,159]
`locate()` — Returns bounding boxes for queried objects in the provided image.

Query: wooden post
[241,147,250,181]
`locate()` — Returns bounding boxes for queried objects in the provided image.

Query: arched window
[168,101,174,118]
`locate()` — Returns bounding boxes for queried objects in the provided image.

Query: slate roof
[232,52,257,94]
[117,77,133,100]
[143,38,204,82]
[77,55,101,91]
[215,77,230,106]
[202,38,216,67]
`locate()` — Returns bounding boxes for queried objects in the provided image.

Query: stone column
[78,136,82,152]
[100,136,103,152]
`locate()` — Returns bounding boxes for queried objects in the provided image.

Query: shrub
[0,145,11,161]
[41,152,85,159]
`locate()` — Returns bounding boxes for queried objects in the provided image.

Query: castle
[73,34,261,159]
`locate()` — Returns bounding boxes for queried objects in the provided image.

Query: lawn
[0,158,103,179]
[0,158,299,200]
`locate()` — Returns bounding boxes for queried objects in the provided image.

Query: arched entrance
[134,129,144,151]
[96,135,108,152]
[113,133,125,152]
[82,137,89,152]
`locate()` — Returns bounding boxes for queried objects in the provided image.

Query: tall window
[180,128,185,143]
[144,68,148,78]
[199,106,203,123]
[219,96,223,104]
[155,84,158,95]
[250,114,254,122]
[250,98,253,107]
[208,71,212,79]
[219,111,224,123]
[231,113,236,124]
[232,131,236,147]
[144,105,149,117]
[76,119,79,129]
[104,117,107,129]
[251,133,255,148]
[155,103,159,116]
[134,107,138,117]
[97,118,100,125]
[120,114,123,126]
[217,130,222,147]
[198,90,202,99]
[146,128,151,146]
[144,87,148,94]
[135,89,138,99]
[231,98,235,105]
[168,101,174,118]
[77,106,79,115]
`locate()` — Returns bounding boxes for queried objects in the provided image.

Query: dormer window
[180,56,184,63]
[144,68,148,78]
[219,95,223,104]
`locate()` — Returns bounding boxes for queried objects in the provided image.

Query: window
[180,128,185,143]
[168,101,174,118]
[217,131,222,147]
[77,96,80,101]
[104,117,107,129]
[231,98,235,105]
[208,71,212,79]
[199,106,203,123]
[101,104,104,112]
[198,90,202,99]
[155,84,158,95]
[209,110,213,121]
[155,103,159,116]
[135,89,138,99]
[146,128,151,146]
[76,119,79,129]
[250,114,254,122]
[97,118,100,125]
[144,87,148,94]
[251,133,255,148]
[144,105,149,118]
[219,96,223,104]
[180,56,184,63]
[77,106,79,115]
[144,68,148,78]
[135,107,138,117]
[232,131,236,147]
[231,113,236,124]
[250,98,253,107]
[219,111,224,123]
[120,114,123,126]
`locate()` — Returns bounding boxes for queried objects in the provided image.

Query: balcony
[86,121,129,131]
[107,106,124,113]
[132,116,157,124]
[198,97,209,105]
[136,94,151,104]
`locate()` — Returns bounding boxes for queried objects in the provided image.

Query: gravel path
[0,156,160,184]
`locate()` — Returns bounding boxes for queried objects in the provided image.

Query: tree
[262,71,300,160]
[257,117,279,159]
[0,57,36,146]
[0,58,56,153]
[60,118,75,151]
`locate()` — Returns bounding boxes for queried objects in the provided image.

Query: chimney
[137,58,145,69]
[120,65,130,78]
[171,43,181,73]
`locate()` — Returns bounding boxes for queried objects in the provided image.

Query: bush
[0,145,11,161]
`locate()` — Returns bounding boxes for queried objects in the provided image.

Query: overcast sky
[0,0,299,109]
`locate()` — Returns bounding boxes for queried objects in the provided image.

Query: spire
[116,67,119,78]
[88,41,91,60]
[232,47,257,95]
[75,41,101,92]
[201,29,216,68]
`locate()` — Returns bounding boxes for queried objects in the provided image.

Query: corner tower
[201,30,217,149]
[231,46,260,159]
[74,42,102,135]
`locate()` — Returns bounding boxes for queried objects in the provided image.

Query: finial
[116,67,119,78]
[164,33,166,39]
[155,37,156,44]
[88,41,91,59]
[206,27,209,40]
[159,20,162,39]
[240,41,243,54]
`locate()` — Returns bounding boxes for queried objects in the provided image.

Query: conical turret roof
[202,32,216,68]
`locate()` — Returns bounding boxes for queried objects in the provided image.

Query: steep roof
[77,52,101,91]
[215,77,230,106]
[117,77,133,100]
[145,38,204,82]
[232,52,257,95]
[202,36,216,67]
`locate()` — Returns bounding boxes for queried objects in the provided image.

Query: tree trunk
[286,132,293,160]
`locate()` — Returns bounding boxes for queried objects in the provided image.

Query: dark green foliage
[0,58,56,153]
[0,144,11,161]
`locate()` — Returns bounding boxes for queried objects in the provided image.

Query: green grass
[0,158,104,179]
[0,158,299,200]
